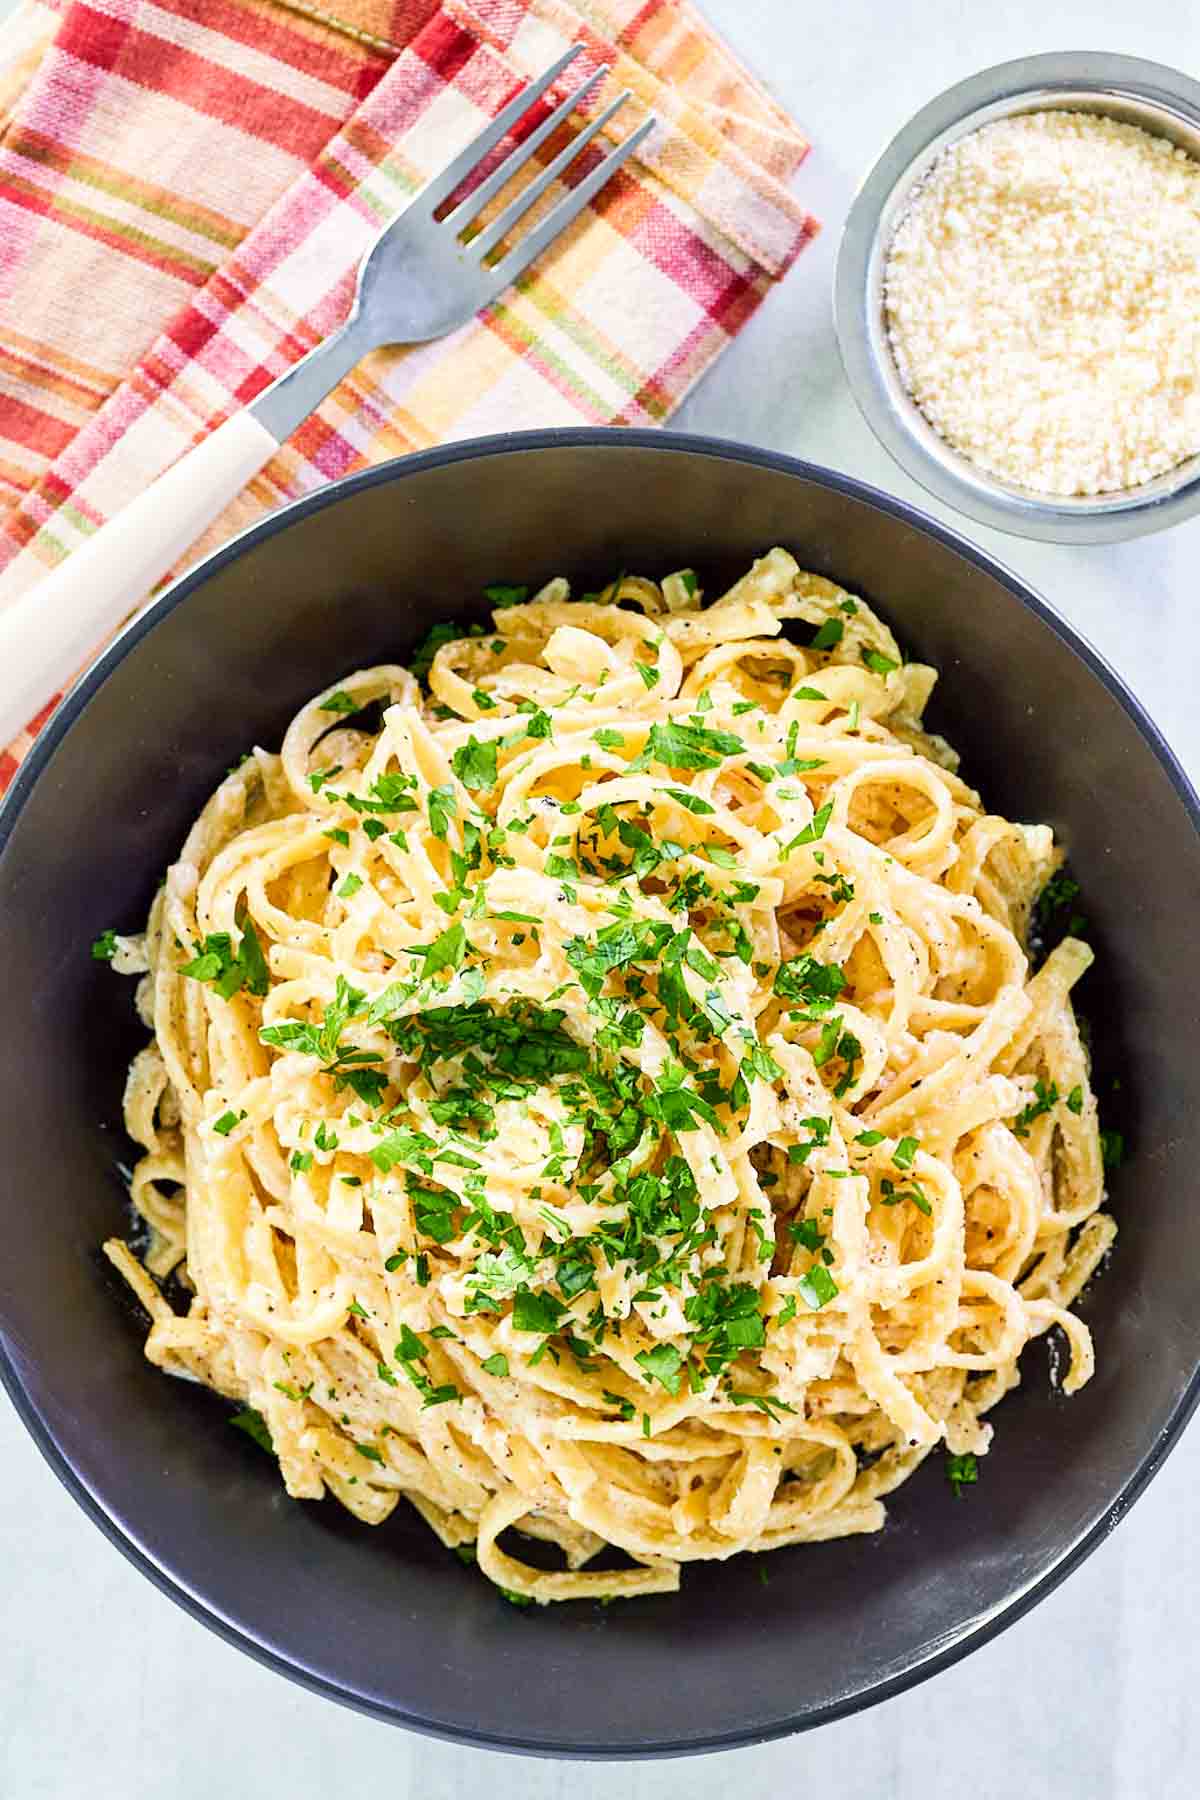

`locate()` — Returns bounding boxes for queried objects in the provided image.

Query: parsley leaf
[797,1265,838,1310]
[91,929,119,962]
[511,1287,567,1335]
[644,721,743,770]
[452,737,498,792]
[230,1407,273,1453]
[421,922,467,982]
[181,920,270,1001]
[320,689,359,716]
[410,620,465,683]
[395,1325,427,1362]
[1100,1129,1125,1169]
[1014,1078,1058,1136]
[946,1450,978,1498]
[785,802,833,851]
[666,788,715,816]
[809,618,844,651]
[428,784,456,840]
[635,1343,683,1396]
[776,953,846,1006]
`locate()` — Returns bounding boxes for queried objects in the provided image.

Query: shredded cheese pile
[886,109,1200,496]
[103,551,1113,1602]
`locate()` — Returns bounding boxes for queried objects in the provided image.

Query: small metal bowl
[835,52,1200,543]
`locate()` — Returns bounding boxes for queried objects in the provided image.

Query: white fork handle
[0,409,280,749]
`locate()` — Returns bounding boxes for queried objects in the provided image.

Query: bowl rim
[3,424,1200,1756]
[834,50,1200,544]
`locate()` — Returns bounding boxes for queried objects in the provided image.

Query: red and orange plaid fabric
[0,0,816,787]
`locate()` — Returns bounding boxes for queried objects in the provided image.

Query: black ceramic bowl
[2,430,1199,1758]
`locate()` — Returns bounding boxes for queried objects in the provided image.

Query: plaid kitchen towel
[0,0,816,785]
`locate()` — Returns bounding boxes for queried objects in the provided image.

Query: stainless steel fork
[0,45,654,749]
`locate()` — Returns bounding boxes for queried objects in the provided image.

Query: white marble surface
[4,2,1200,1795]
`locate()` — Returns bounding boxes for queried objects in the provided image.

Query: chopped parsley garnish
[776,952,846,1006]
[1014,1078,1059,1136]
[644,721,743,771]
[1033,869,1089,945]
[230,1407,273,1453]
[789,1216,825,1252]
[784,802,833,852]
[635,1343,683,1395]
[91,929,119,961]
[1100,1129,1125,1169]
[260,973,368,1067]
[410,620,468,683]
[880,1177,932,1216]
[422,921,467,981]
[484,583,529,608]
[666,788,715,816]
[684,1281,765,1373]
[181,920,270,1000]
[514,705,553,741]
[428,784,456,840]
[511,1287,567,1336]
[729,1391,796,1421]
[320,689,359,715]
[452,736,498,792]
[862,649,899,675]
[946,1451,978,1498]
[797,1265,838,1310]
[809,617,844,650]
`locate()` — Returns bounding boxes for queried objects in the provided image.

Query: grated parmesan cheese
[884,110,1200,497]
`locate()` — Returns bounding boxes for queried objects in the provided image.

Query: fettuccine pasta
[102,550,1114,1602]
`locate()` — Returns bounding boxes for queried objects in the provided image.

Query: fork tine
[445,64,609,236]
[487,115,655,291]
[414,43,584,216]
[468,91,632,263]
